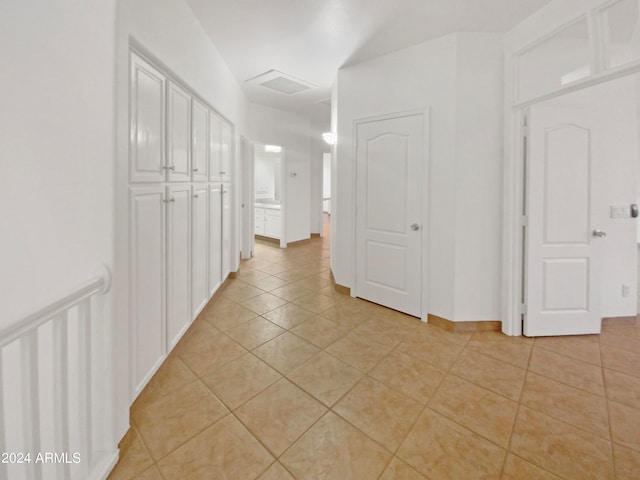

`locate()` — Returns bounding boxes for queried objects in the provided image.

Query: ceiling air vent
[246,70,316,95]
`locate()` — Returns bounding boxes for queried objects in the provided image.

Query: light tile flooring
[109,230,640,480]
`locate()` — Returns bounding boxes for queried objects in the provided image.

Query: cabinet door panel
[265,210,282,239]
[129,186,165,395]
[209,184,222,295]
[209,113,222,182]
[192,100,209,182]
[220,120,232,182]
[192,185,209,317]
[130,54,165,183]
[222,184,231,279]
[167,82,191,182]
[166,185,191,350]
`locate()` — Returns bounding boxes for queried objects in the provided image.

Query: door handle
[592,229,607,238]
[410,224,420,231]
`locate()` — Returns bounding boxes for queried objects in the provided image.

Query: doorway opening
[521,74,640,336]
[254,144,285,248]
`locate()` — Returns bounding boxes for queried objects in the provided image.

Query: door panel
[356,114,424,317]
[166,185,191,349]
[130,54,165,183]
[525,106,602,336]
[220,121,232,182]
[192,185,209,317]
[209,113,222,182]
[209,184,222,295]
[129,186,165,395]
[222,184,231,279]
[191,99,209,182]
[167,82,191,182]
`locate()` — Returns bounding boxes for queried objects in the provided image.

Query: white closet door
[192,99,209,182]
[209,112,222,182]
[209,184,223,295]
[130,54,165,183]
[220,120,232,182]
[166,184,192,350]
[129,186,165,395]
[222,184,232,279]
[167,82,191,182]
[192,184,209,317]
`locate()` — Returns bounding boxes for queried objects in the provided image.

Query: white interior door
[355,114,424,317]
[525,105,604,336]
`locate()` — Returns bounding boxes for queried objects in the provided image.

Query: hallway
[109,231,640,480]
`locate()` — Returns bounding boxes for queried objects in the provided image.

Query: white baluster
[53,313,70,480]
[77,299,92,474]
[21,331,42,480]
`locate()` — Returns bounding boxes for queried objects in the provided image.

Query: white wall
[311,109,331,234]
[248,103,314,243]
[115,0,249,441]
[334,33,504,321]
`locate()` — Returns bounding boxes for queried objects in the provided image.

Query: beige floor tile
[533,335,601,365]
[290,315,350,348]
[262,303,315,330]
[280,412,391,480]
[450,348,526,401]
[293,292,336,313]
[257,462,295,480]
[106,430,153,480]
[225,317,286,350]
[428,374,518,447]
[275,269,313,283]
[613,443,640,480]
[350,318,410,348]
[235,379,326,456]
[178,329,247,377]
[326,332,392,372]
[529,347,604,396]
[133,380,228,460]
[201,353,281,410]
[509,406,614,480]
[396,337,463,371]
[241,292,289,315]
[250,275,291,291]
[131,465,162,480]
[370,349,445,404]
[379,457,426,480]
[467,331,534,368]
[157,414,274,479]
[256,261,291,275]
[501,453,562,480]
[131,355,197,412]
[520,372,609,439]
[413,322,473,347]
[603,368,640,410]
[269,283,313,302]
[177,319,218,349]
[600,329,640,354]
[253,332,320,374]
[320,305,372,329]
[397,408,506,480]
[236,269,272,284]
[290,274,333,291]
[241,258,276,270]
[601,345,640,378]
[609,400,640,452]
[287,351,362,406]
[334,377,423,452]
[202,301,257,332]
[221,280,266,302]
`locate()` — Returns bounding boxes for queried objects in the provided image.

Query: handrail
[0,268,111,349]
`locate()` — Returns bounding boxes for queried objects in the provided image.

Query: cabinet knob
[193,194,199,198]
[220,171,227,175]
[163,165,176,171]
[193,168,199,172]
[164,197,175,203]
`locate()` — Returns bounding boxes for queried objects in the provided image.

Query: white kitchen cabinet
[191,99,209,182]
[130,54,165,183]
[265,209,282,239]
[222,184,232,279]
[167,82,191,182]
[166,184,191,350]
[129,186,166,395]
[192,185,209,317]
[209,184,222,295]
[254,207,265,235]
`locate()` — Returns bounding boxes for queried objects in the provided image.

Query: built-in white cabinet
[129,186,166,394]
[209,184,223,295]
[192,185,209,318]
[222,184,232,278]
[191,99,209,182]
[166,185,192,350]
[128,50,235,400]
[255,206,281,239]
[130,56,165,183]
[167,82,191,182]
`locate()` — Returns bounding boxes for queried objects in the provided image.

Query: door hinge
[521,215,528,226]
[520,303,527,315]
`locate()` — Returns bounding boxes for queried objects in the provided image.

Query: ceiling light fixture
[322,132,336,145]
[264,145,282,153]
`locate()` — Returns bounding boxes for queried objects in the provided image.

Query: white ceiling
[186,0,553,115]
